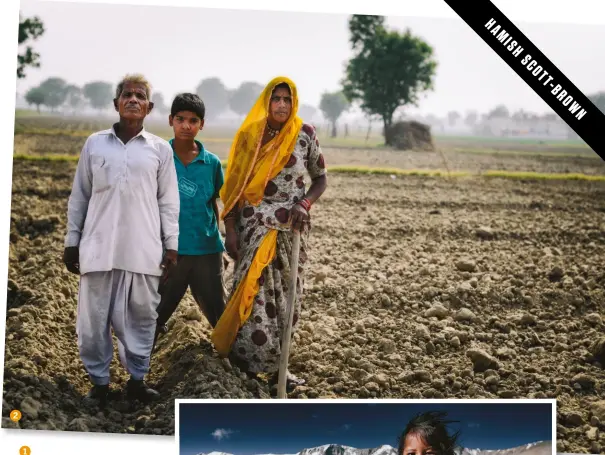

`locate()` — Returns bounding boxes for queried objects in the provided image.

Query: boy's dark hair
[397,411,461,455]
[171,93,205,120]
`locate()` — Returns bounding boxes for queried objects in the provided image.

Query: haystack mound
[387,121,435,151]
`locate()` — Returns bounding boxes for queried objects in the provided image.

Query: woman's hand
[225,229,240,262]
[290,203,309,232]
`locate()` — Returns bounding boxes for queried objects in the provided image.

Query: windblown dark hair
[170,92,205,120]
[397,411,461,455]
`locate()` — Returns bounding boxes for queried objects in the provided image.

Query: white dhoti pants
[76,269,160,385]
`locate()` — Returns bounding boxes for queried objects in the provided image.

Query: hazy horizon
[16,0,605,119]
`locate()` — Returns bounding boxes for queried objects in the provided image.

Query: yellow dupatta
[219,76,303,218]
[212,76,303,357]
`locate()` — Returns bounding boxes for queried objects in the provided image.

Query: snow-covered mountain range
[457,441,552,455]
[195,441,552,455]
[298,444,396,455]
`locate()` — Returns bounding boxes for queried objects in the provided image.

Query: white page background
[0,0,602,454]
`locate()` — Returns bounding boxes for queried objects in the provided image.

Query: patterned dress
[228,123,326,374]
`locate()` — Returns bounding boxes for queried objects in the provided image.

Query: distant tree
[511,109,530,122]
[319,91,350,137]
[447,111,461,127]
[425,114,441,127]
[464,110,478,128]
[587,91,605,115]
[38,77,68,112]
[363,112,379,142]
[487,104,509,119]
[299,104,318,122]
[229,81,264,118]
[83,81,114,112]
[196,77,230,120]
[65,85,84,114]
[17,14,45,79]
[25,86,45,113]
[151,92,169,116]
[347,14,386,51]
[342,14,437,145]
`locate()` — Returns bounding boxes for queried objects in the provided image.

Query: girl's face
[402,433,438,455]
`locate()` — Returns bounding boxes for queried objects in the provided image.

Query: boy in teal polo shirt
[153,93,226,349]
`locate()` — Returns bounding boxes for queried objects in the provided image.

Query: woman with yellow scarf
[211,76,328,391]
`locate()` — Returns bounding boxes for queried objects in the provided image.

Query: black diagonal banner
[443,0,605,158]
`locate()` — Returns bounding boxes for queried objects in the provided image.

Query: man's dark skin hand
[160,249,178,284]
[63,246,80,275]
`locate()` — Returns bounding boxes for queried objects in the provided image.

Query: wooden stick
[276,229,301,399]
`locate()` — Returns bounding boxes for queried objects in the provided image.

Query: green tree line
[22,76,324,120]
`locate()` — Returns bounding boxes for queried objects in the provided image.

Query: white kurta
[65,126,180,275]
[65,125,180,385]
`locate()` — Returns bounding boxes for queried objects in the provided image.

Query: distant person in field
[398,411,461,455]
[211,76,328,392]
[152,93,226,351]
[63,74,180,405]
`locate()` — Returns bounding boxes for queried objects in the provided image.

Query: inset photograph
[175,399,555,455]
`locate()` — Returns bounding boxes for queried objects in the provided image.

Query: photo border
[174,398,557,455]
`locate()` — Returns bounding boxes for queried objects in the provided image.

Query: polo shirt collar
[169,138,207,163]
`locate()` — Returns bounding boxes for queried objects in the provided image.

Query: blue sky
[178,402,553,455]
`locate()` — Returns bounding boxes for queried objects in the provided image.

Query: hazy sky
[178,402,553,455]
[16,0,605,118]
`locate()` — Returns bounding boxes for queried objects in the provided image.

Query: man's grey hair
[115,73,152,100]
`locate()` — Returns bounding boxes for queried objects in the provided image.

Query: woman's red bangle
[298,198,312,211]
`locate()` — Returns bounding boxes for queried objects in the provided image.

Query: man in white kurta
[64,75,179,405]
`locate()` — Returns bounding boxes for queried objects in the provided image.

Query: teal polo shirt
[170,139,225,256]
